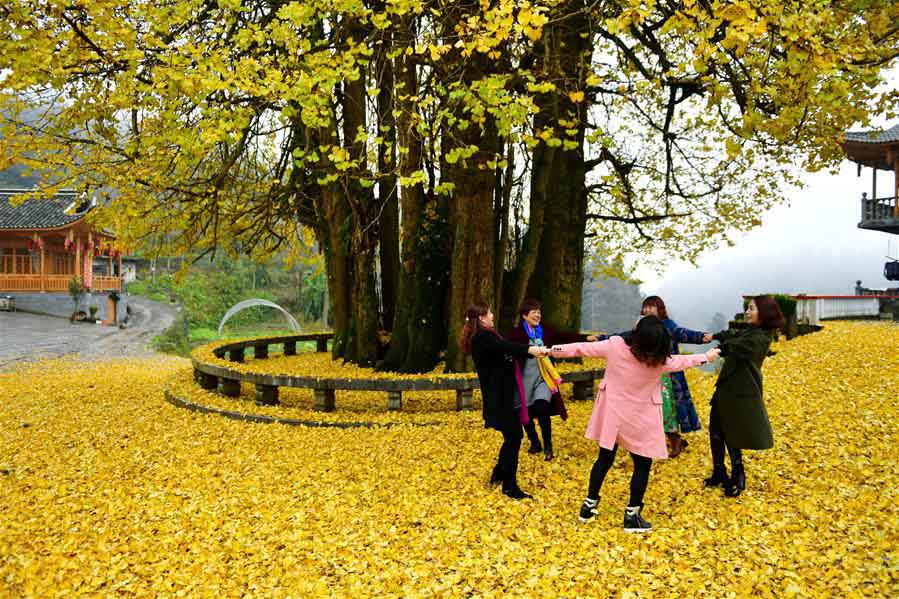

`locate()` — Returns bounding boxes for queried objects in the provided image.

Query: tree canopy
[2,0,897,370]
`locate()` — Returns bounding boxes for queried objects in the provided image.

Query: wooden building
[842,123,899,235]
[0,189,123,293]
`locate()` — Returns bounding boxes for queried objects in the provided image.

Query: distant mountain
[581,254,644,334]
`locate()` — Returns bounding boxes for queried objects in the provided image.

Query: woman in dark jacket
[461,302,548,500]
[705,295,785,497]
[506,298,597,461]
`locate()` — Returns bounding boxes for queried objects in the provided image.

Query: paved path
[0,296,180,370]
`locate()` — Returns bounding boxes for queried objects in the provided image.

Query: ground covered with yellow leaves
[1,321,897,597]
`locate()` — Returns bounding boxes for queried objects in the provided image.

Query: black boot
[488,464,503,486]
[578,497,599,523]
[724,464,745,497]
[623,504,652,533]
[525,420,542,454]
[704,465,729,488]
[543,441,554,462]
[502,483,533,500]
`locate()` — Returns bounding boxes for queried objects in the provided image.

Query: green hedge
[772,294,797,321]
[742,294,797,320]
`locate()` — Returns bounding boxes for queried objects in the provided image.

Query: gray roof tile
[844,123,899,144]
[0,189,92,230]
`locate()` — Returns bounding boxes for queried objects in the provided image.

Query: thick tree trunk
[380,190,450,372]
[444,131,500,373]
[349,238,380,366]
[530,154,588,330]
[520,2,593,331]
[439,10,504,372]
[318,185,352,358]
[377,33,399,331]
[336,19,381,365]
[377,39,449,373]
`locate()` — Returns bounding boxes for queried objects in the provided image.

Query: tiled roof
[844,123,899,144]
[0,189,92,230]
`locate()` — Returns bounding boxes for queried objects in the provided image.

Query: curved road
[0,296,181,370]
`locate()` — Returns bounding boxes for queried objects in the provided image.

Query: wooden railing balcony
[0,274,122,292]
[859,195,899,234]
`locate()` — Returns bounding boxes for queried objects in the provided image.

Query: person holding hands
[704,295,784,497]
[459,302,551,500]
[506,298,598,461]
[551,315,720,531]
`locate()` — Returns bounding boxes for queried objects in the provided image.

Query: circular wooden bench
[192,333,604,412]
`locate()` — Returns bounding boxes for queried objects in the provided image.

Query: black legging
[524,399,552,450]
[708,396,743,469]
[497,420,523,489]
[587,445,652,506]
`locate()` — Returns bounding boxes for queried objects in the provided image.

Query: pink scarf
[514,362,529,425]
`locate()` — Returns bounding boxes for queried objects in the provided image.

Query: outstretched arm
[712,329,740,343]
[543,324,592,345]
[593,330,631,342]
[662,348,720,373]
[668,320,708,345]
[718,333,771,361]
[551,339,612,359]
[477,332,531,359]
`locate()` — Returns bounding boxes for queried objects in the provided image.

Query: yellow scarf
[536,356,563,394]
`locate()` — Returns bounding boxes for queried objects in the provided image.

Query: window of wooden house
[0,248,39,274]
[52,252,74,275]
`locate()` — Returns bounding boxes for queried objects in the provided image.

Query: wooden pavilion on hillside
[0,189,123,292]
[842,123,899,235]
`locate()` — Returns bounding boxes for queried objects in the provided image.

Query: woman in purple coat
[506,299,598,461]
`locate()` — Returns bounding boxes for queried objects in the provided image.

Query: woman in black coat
[461,302,548,500]
[705,295,784,497]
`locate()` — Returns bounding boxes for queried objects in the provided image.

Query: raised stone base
[198,371,218,390]
[314,388,336,412]
[572,380,595,401]
[456,389,473,411]
[255,384,279,405]
[218,378,241,397]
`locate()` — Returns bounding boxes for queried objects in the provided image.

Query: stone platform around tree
[190,333,605,413]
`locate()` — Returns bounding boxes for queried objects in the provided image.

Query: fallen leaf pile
[1,321,897,597]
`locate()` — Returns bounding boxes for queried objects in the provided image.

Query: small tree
[68,276,86,319]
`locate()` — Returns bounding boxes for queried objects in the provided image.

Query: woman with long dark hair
[460,302,548,500]
[705,295,784,497]
[551,316,720,531]
[506,298,598,461]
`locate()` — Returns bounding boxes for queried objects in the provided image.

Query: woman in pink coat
[551,315,720,532]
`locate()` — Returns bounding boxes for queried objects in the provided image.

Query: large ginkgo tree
[2,0,897,371]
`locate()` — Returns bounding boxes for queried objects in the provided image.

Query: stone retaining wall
[1,291,128,322]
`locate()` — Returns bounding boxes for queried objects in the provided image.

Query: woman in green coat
[704,295,785,497]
